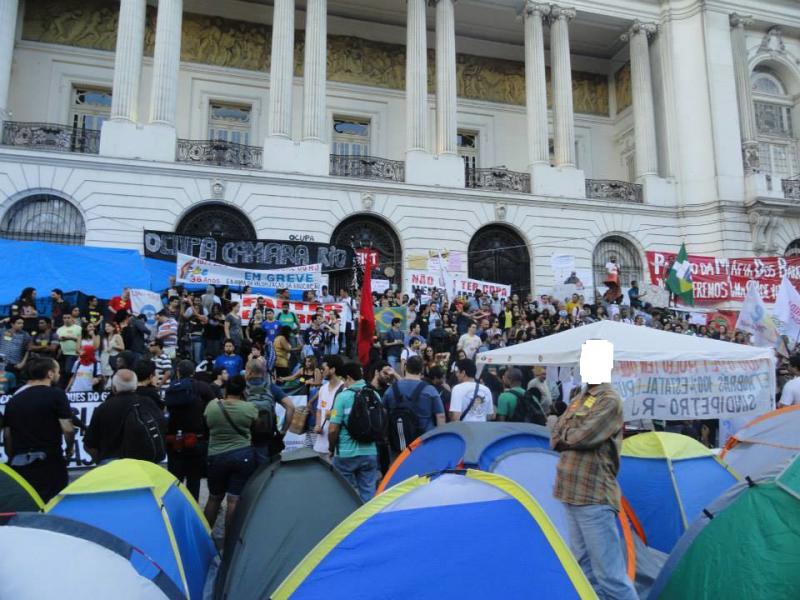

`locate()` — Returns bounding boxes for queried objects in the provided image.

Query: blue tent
[618,432,739,553]
[272,470,596,599]
[0,239,152,304]
[46,459,216,600]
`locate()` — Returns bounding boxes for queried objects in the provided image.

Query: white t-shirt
[70,361,98,392]
[458,334,482,359]
[313,380,343,454]
[401,348,419,362]
[450,381,494,422]
[779,377,800,407]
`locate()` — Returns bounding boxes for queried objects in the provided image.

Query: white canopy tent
[476,321,775,368]
[476,322,776,422]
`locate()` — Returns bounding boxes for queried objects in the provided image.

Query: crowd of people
[0,280,794,548]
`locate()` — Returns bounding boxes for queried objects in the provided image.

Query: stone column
[149,0,183,126]
[523,2,550,168]
[0,0,19,121]
[549,5,576,168]
[406,0,429,154]
[622,20,659,179]
[110,0,147,122]
[302,0,326,142]
[730,13,759,173]
[432,0,457,156]
[268,0,295,139]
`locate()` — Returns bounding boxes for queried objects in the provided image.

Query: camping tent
[272,470,596,600]
[489,447,666,597]
[377,421,550,493]
[720,405,800,478]
[650,455,800,599]
[0,512,183,599]
[45,459,216,600]
[619,432,739,553]
[214,449,362,600]
[0,463,44,513]
[475,321,775,423]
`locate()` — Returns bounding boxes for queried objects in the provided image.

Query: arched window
[331,216,402,292]
[785,239,800,258]
[468,226,531,295]
[752,67,798,180]
[176,203,256,239]
[593,236,642,290]
[0,194,85,245]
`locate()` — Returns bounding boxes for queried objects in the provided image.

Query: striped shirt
[152,352,173,385]
[551,383,624,511]
[157,318,178,349]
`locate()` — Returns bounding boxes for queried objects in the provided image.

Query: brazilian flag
[375,306,407,333]
[666,243,694,306]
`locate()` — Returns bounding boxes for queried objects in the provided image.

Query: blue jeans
[387,355,400,372]
[564,503,639,600]
[190,337,204,365]
[333,455,378,503]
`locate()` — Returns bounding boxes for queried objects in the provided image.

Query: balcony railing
[783,176,800,201]
[176,139,263,169]
[1,121,100,154]
[330,154,405,182]
[464,159,531,193]
[586,179,644,203]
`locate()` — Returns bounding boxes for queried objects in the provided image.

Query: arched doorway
[330,215,402,293]
[0,193,86,245]
[785,239,800,257]
[468,225,531,295]
[176,203,256,239]
[593,235,642,290]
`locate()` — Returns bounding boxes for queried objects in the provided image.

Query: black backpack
[245,383,277,443]
[509,388,547,425]
[120,401,167,463]
[345,385,387,444]
[388,381,425,452]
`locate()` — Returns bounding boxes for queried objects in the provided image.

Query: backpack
[163,379,196,408]
[387,381,425,452]
[245,383,277,441]
[120,401,166,463]
[344,385,387,445]
[509,388,547,425]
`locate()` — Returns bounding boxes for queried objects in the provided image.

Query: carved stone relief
[615,62,632,113]
[23,0,611,115]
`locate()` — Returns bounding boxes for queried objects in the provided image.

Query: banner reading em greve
[613,359,774,421]
[647,250,800,304]
[177,253,322,290]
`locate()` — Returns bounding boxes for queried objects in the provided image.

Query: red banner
[647,251,800,304]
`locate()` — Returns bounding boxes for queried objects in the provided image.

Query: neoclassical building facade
[0,0,799,298]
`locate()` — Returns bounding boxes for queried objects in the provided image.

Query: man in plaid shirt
[551,341,638,600]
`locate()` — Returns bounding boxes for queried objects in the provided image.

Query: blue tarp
[0,239,152,305]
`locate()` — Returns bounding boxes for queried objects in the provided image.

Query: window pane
[755,102,792,137]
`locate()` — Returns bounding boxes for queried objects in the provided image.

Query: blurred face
[48,363,60,385]
[71,307,81,318]
[11,318,24,332]
[468,324,477,335]
[224,342,235,354]
[63,315,73,326]
[38,319,49,331]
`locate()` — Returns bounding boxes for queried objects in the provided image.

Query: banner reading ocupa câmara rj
[176,253,321,290]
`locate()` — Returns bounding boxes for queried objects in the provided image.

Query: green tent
[214,449,362,600]
[651,455,800,599]
[0,463,44,514]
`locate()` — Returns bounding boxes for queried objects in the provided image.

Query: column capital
[549,5,576,23]
[621,19,658,43]
[521,1,550,19]
[729,13,754,29]
[427,0,456,6]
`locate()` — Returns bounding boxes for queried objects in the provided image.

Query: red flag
[357,251,377,369]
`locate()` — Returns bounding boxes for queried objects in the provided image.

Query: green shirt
[204,399,258,456]
[497,387,526,418]
[277,310,299,331]
[56,324,82,356]
[330,380,378,458]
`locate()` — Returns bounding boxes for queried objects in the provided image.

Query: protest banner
[376,306,408,333]
[145,230,354,272]
[372,279,391,295]
[647,250,800,304]
[736,283,779,347]
[176,253,322,290]
[446,275,511,300]
[129,288,163,336]
[613,359,774,421]
[646,283,672,308]
[0,391,109,469]
[773,277,800,341]
[238,295,344,327]
[406,270,448,301]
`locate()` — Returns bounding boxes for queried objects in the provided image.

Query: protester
[0,316,31,378]
[457,323,482,360]
[134,360,163,408]
[209,367,228,399]
[99,321,125,380]
[148,339,173,388]
[214,339,244,379]
[526,366,553,414]
[329,361,381,502]
[496,367,528,422]
[203,374,258,533]
[54,314,82,381]
[273,325,295,378]
[244,358,294,464]
[83,369,166,464]
[778,354,800,407]
[120,311,149,363]
[312,354,344,457]
[381,317,405,372]
[156,309,179,360]
[163,360,216,500]
[448,358,494,422]
[66,347,102,392]
[50,289,70,328]
[2,357,75,502]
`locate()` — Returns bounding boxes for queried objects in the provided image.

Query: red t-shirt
[109,296,130,313]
